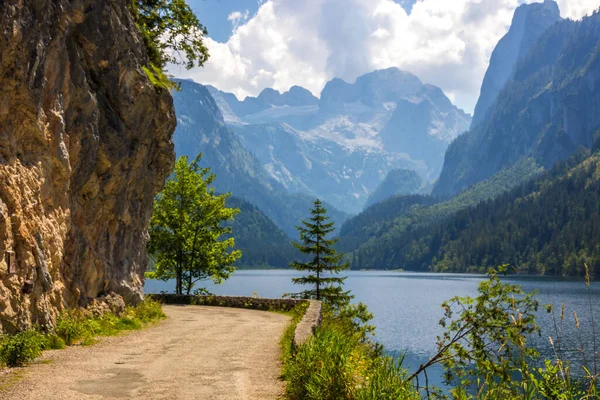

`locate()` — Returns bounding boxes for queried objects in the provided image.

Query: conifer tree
[289,199,352,307]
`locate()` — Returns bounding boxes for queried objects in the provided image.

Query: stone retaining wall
[149,294,303,312]
[293,300,322,348]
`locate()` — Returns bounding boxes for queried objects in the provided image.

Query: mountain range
[169,1,600,274]
[207,68,471,214]
[171,79,349,241]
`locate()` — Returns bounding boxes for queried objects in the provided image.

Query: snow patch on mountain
[207,68,471,213]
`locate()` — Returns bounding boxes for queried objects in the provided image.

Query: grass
[279,301,310,367]
[0,298,165,368]
[280,303,418,400]
[142,64,180,91]
[0,368,25,393]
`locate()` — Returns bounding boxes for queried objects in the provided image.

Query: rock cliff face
[0,0,176,333]
[471,0,561,127]
[434,10,600,197]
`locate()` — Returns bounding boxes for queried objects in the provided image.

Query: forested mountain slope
[348,142,600,277]
[226,197,296,269]
[364,169,423,209]
[338,158,542,254]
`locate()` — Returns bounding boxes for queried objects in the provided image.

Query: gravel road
[0,305,290,399]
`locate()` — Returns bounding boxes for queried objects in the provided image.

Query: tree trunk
[316,270,320,300]
[316,230,320,300]
[176,251,183,295]
[186,272,192,295]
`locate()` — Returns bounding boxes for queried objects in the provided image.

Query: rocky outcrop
[207,84,319,119]
[364,169,423,209]
[473,0,560,125]
[434,11,600,197]
[471,0,561,127]
[0,0,176,333]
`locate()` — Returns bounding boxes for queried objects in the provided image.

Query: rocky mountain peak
[202,67,470,214]
[471,0,561,126]
[434,10,600,197]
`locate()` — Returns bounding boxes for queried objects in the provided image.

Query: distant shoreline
[232,267,595,281]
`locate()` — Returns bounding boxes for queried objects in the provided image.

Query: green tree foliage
[129,0,210,88]
[289,199,352,307]
[414,267,599,399]
[147,155,241,294]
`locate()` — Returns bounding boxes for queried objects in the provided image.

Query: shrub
[56,311,87,345]
[0,330,46,367]
[43,334,66,350]
[282,301,417,400]
[131,298,166,323]
[0,299,165,368]
[284,327,359,399]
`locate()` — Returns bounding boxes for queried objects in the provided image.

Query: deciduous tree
[147,155,241,294]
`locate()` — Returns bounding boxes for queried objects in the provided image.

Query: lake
[145,270,600,388]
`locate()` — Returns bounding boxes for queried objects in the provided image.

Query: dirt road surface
[0,305,291,399]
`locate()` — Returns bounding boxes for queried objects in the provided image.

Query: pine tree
[289,199,352,307]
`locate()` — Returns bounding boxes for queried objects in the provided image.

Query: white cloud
[227,11,243,22]
[227,10,250,30]
[171,0,599,114]
[556,0,599,20]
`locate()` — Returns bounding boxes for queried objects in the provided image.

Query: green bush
[0,330,46,367]
[284,327,358,399]
[56,311,87,345]
[356,357,419,400]
[130,298,166,322]
[43,334,66,350]
[282,303,417,400]
[115,315,142,331]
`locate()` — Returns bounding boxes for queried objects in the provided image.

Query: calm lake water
[145,270,600,387]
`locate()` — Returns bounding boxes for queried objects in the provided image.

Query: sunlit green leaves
[130,0,209,70]
[147,155,241,294]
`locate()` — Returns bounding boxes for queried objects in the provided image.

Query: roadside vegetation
[283,223,600,400]
[286,199,352,307]
[282,200,418,398]
[0,299,164,368]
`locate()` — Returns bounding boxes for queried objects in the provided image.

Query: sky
[171,0,600,114]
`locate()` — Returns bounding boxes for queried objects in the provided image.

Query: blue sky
[175,0,598,114]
